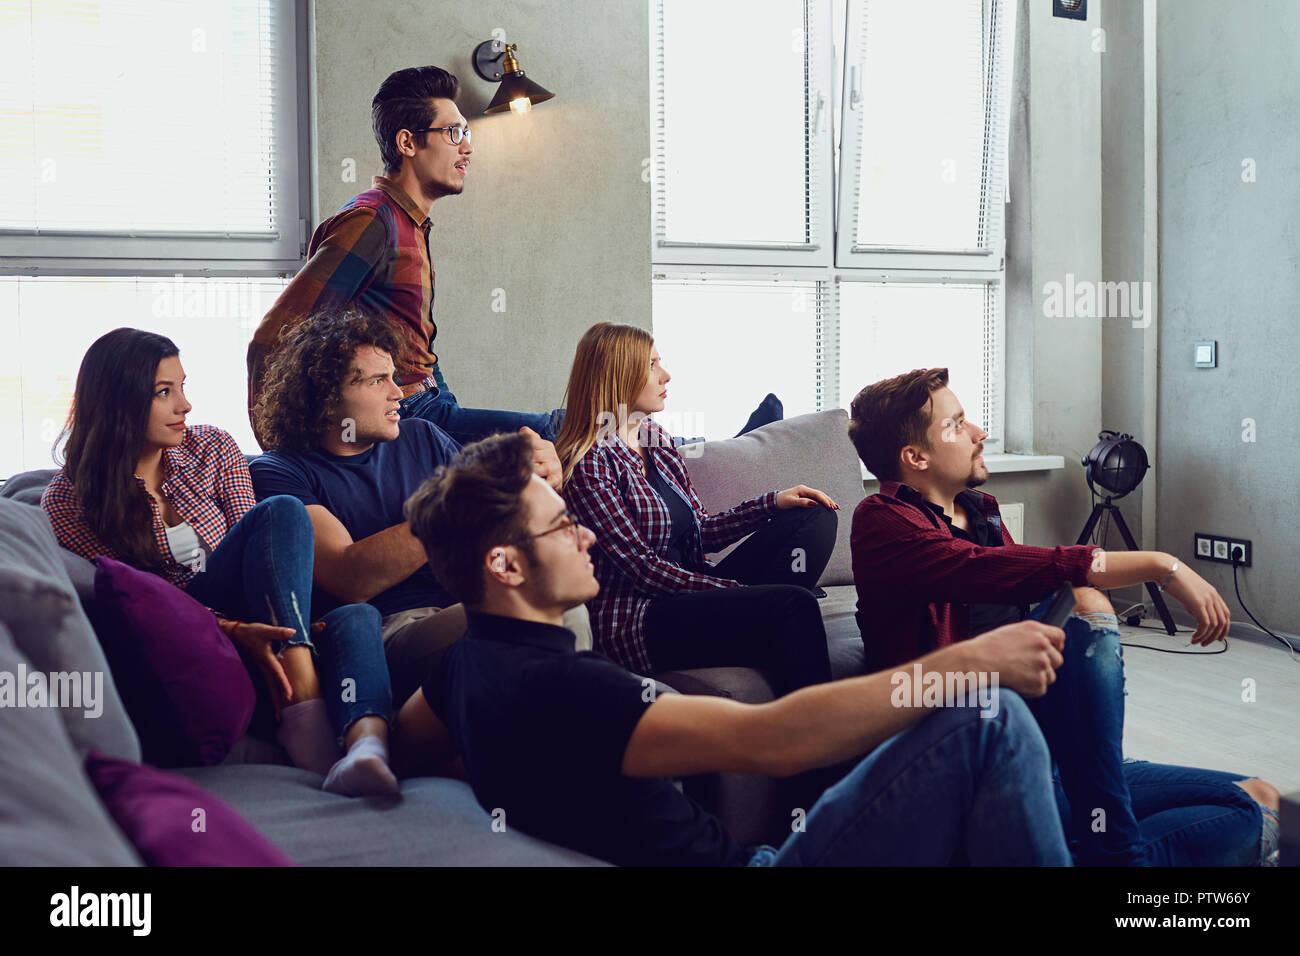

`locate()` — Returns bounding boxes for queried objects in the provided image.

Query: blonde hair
[555,322,654,485]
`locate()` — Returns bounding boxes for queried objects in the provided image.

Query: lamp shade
[484,72,555,115]
[472,40,555,115]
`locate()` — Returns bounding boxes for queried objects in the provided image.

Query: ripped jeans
[184,495,392,744]
[1029,608,1266,866]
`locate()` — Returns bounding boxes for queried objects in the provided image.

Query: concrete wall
[311,0,651,417]
[1156,0,1300,633]
[982,0,1105,549]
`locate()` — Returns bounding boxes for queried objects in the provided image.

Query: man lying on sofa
[846,367,1280,866]
[388,430,1078,866]
[248,307,585,716]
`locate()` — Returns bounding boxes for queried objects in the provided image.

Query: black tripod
[1076,497,1177,636]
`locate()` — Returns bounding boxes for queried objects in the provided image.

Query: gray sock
[275,699,341,775]
[322,735,400,798]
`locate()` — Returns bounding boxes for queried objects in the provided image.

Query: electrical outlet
[1193,532,1254,566]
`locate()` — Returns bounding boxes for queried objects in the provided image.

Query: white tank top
[164,521,205,570]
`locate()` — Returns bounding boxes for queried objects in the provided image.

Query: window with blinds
[0,0,303,267]
[0,274,289,477]
[651,0,835,266]
[651,273,828,440]
[650,0,1016,447]
[836,0,1016,266]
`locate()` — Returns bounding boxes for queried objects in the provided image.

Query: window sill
[861,454,1066,483]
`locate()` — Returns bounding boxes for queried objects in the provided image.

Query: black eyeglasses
[531,511,585,547]
[411,125,472,145]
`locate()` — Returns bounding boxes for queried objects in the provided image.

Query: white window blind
[651,273,828,440]
[652,0,835,265]
[836,0,1016,267]
[0,274,288,478]
[836,279,1002,448]
[0,0,303,266]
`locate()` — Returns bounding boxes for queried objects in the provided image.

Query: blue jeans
[1029,610,1264,866]
[1050,760,1265,867]
[399,364,564,444]
[748,691,1072,866]
[183,495,392,743]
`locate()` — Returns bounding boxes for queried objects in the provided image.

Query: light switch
[1194,341,1217,368]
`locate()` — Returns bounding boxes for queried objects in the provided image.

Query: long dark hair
[56,328,180,570]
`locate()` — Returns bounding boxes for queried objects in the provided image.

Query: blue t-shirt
[249,419,460,616]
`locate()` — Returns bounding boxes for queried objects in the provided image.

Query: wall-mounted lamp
[471,40,555,115]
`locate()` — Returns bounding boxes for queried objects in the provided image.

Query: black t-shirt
[425,611,748,867]
[645,453,695,567]
[923,493,1026,637]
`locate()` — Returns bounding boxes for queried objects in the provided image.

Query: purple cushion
[90,557,255,767]
[85,751,292,866]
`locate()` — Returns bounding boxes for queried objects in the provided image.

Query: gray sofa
[0,409,868,864]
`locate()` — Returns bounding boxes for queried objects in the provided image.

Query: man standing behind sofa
[845,367,1280,866]
[247,65,562,448]
[249,309,584,712]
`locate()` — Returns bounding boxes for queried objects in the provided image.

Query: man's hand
[965,620,1065,698]
[519,426,562,490]
[1161,562,1231,645]
[775,485,839,510]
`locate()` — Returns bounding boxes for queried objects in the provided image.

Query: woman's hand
[775,485,839,511]
[219,619,300,717]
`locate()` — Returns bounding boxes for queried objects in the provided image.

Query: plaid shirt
[851,479,1100,670]
[564,418,778,673]
[40,425,256,589]
[247,176,439,425]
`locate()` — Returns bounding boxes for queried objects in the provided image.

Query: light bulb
[509,97,532,115]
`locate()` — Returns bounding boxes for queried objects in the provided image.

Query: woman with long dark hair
[556,322,840,696]
[42,328,398,796]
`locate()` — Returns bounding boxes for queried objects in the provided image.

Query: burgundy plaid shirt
[564,419,779,673]
[851,479,1100,670]
[247,176,439,426]
[40,425,256,589]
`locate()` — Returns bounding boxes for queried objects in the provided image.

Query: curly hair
[404,432,538,606]
[254,309,404,452]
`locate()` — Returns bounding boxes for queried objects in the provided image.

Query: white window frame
[650,0,1014,446]
[0,0,310,277]
[834,0,1016,272]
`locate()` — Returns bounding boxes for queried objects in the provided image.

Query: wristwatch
[1158,558,1180,591]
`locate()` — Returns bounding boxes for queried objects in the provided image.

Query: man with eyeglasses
[249,309,589,714]
[247,65,565,453]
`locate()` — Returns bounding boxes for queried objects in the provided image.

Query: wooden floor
[1118,622,1300,793]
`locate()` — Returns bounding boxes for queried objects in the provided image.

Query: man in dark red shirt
[845,367,1280,866]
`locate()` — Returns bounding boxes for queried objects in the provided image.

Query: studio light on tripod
[1076,429,1175,635]
[1081,430,1149,500]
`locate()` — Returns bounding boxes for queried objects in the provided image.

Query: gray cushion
[0,499,140,761]
[174,764,608,866]
[682,409,866,586]
[0,622,141,866]
[0,468,57,506]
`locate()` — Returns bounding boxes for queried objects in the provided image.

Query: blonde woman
[557,323,839,694]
